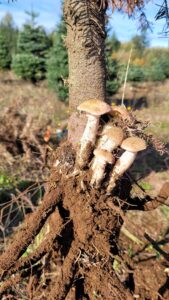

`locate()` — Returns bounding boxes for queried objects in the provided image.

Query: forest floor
[0,72,169,299]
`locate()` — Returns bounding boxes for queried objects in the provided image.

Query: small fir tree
[144,58,166,81]
[0,13,18,69]
[131,31,149,58]
[47,18,68,102]
[0,32,11,69]
[12,11,50,82]
[105,32,121,96]
[127,64,145,81]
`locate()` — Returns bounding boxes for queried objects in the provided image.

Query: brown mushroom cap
[77,99,111,116]
[102,126,124,146]
[121,137,147,152]
[93,148,114,164]
[110,105,130,119]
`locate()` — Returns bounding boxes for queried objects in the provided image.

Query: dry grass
[135,103,169,142]
[112,79,169,142]
[0,71,68,184]
[113,79,169,108]
[0,71,68,127]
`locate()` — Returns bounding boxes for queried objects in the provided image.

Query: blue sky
[0,0,168,47]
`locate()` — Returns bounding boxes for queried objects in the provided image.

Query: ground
[0,72,169,299]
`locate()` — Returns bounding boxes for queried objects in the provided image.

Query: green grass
[0,173,16,189]
[159,121,169,129]
[160,205,169,220]
[22,223,50,258]
[139,181,153,191]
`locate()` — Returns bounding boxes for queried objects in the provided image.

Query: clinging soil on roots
[0,142,169,299]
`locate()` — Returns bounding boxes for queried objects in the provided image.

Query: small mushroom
[98,125,124,151]
[76,99,111,169]
[110,105,133,122]
[92,125,124,172]
[90,148,114,187]
[107,137,147,193]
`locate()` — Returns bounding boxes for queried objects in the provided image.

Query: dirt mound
[0,142,169,299]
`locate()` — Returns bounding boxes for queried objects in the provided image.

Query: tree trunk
[64,0,107,147]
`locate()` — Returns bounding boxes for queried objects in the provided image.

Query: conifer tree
[106,32,121,96]
[12,11,50,82]
[0,32,11,69]
[0,13,18,69]
[132,31,149,58]
[47,18,68,102]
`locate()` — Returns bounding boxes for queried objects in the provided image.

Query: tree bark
[64,0,107,147]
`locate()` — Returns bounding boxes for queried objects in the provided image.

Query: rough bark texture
[64,0,107,146]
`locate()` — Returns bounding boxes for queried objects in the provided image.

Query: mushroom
[92,124,124,172]
[90,149,114,187]
[98,125,124,152]
[76,99,111,169]
[107,137,147,193]
[110,105,133,122]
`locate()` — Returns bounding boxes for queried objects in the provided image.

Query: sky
[0,0,168,47]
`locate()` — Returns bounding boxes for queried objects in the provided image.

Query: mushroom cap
[103,126,124,146]
[77,99,111,116]
[121,137,147,152]
[93,148,114,164]
[110,105,130,119]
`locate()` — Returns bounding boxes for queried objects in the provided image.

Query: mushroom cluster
[91,125,123,187]
[76,99,147,193]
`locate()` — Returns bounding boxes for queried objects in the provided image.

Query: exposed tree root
[0,143,168,299]
[5,208,63,279]
[84,264,133,300]
[0,185,62,279]
[143,195,169,211]
[49,240,80,300]
[0,273,22,297]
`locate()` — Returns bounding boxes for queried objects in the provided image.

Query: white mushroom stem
[77,114,99,168]
[107,150,137,193]
[91,136,114,172]
[98,135,113,151]
[97,124,115,150]
[92,126,123,173]
[91,156,108,187]
[80,114,99,149]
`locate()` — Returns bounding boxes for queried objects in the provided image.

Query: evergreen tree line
[0,11,169,102]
